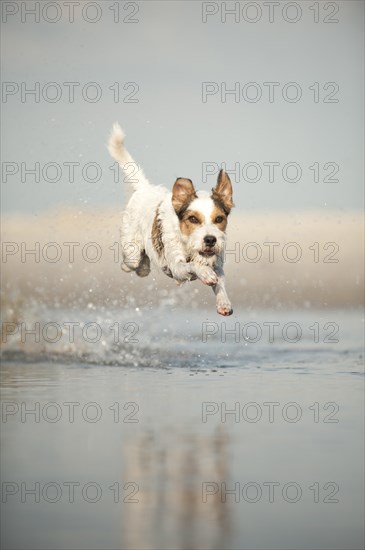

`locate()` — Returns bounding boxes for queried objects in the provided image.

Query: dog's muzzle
[200,235,217,257]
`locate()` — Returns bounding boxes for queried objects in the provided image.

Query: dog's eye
[215,216,224,223]
[188,216,199,224]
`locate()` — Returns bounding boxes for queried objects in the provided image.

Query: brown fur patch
[211,169,234,214]
[211,205,228,231]
[179,210,204,236]
[172,178,197,215]
[151,208,164,257]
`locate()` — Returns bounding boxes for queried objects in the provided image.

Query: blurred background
[1,2,364,549]
[1,0,364,213]
[1,0,363,314]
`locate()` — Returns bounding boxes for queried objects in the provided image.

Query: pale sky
[1,0,364,214]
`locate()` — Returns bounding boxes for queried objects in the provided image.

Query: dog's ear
[212,169,233,213]
[172,178,197,214]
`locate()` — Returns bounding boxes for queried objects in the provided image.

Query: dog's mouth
[199,249,216,257]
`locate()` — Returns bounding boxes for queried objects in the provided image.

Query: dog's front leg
[172,262,214,283]
[189,264,218,286]
[212,266,233,316]
[171,261,218,286]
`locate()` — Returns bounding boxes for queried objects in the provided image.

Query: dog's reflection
[121,426,232,550]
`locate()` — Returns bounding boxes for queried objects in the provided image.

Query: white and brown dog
[108,123,234,316]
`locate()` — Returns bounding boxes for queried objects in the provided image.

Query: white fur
[183,193,226,264]
[108,123,233,316]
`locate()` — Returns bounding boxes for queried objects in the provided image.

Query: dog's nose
[204,235,217,247]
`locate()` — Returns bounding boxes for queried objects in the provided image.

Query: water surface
[1,308,364,549]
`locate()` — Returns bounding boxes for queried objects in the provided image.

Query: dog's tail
[108,122,149,191]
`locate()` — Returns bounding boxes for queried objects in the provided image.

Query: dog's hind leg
[120,213,144,271]
[120,238,151,277]
[120,236,144,272]
[135,252,151,277]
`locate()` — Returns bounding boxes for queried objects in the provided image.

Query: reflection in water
[121,428,231,550]
[1,306,364,550]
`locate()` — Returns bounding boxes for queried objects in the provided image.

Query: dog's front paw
[217,301,233,316]
[196,266,218,286]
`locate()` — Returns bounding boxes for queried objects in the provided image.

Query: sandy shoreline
[1,209,363,317]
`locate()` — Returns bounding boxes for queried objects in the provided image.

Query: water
[1,308,364,550]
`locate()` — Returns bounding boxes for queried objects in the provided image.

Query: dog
[108,123,234,316]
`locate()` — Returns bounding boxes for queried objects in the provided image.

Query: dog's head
[172,169,233,263]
